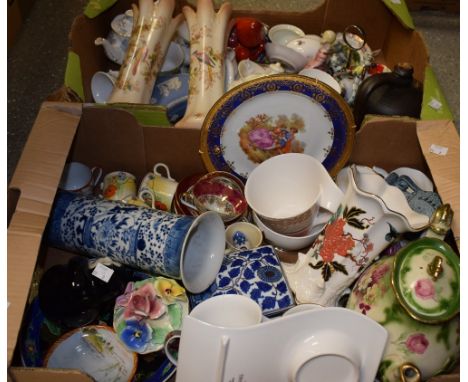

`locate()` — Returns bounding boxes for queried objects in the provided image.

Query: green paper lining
[92,103,172,126]
[64,51,85,101]
[421,66,453,121]
[381,0,415,29]
[84,0,118,19]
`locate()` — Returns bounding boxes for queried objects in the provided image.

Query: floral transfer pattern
[114,277,188,354]
[347,256,460,382]
[238,113,306,164]
[309,205,375,281]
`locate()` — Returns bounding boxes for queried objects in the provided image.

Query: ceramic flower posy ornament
[175,0,233,129]
[108,0,183,104]
[114,277,189,354]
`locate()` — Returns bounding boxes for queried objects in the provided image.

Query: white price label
[429,144,448,156]
[390,0,401,4]
[92,263,114,283]
[428,97,443,111]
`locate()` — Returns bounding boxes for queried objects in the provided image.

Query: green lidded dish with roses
[346,237,460,382]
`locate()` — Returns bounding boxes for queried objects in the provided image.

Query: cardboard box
[7,102,460,381]
[8,0,22,50]
[61,0,454,123]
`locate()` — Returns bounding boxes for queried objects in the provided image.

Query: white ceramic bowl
[298,68,342,94]
[252,211,325,251]
[286,35,321,60]
[265,42,307,73]
[268,24,305,46]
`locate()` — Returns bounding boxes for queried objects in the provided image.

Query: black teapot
[353,63,423,127]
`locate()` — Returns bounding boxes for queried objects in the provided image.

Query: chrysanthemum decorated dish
[200,74,355,181]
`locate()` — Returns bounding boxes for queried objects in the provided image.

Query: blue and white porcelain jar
[47,192,226,294]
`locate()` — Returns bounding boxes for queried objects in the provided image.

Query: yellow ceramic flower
[155,278,187,303]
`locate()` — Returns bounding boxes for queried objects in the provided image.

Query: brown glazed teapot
[353,63,423,127]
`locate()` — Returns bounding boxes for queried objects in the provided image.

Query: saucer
[45,325,137,382]
[253,210,327,251]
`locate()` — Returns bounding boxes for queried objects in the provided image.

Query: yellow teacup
[139,163,178,211]
[102,171,137,201]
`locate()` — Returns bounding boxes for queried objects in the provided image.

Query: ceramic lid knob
[392,237,460,323]
[429,203,453,237]
[394,63,414,78]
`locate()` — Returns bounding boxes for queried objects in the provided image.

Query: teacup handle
[138,189,156,209]
[180,190,198,212]
[153,163,174,181]
[164,330,182,365]
[317,183,344,215]
[90,167,103,187]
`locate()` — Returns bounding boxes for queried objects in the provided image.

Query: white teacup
[225,221,263,252]
[190,294,263,328]
[101,171,137,201]
[59,162,102,195]
[245,153,343,235]
[139,163,178,212]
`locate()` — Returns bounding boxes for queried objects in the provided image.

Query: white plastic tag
[390,0,401,4]
[428,97,443,110]
[429,144,448,156]
[92,263,114,283]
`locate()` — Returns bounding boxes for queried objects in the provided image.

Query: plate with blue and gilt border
[200,74,355,182]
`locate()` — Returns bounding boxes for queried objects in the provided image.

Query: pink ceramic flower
[248,128,275,149]
[405,333,429,354]
[120,283,166,320]
[414,278,435,300]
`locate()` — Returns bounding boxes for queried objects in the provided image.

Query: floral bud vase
[108,0,183,104]
[282,165,429,306]
[175,0,232,129]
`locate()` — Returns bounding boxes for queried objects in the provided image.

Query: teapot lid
[392,237,460,323]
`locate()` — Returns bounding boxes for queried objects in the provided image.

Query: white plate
[200,74,355,181]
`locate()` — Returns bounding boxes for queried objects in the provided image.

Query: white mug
[245,153,343,235]
[59,162,102,195]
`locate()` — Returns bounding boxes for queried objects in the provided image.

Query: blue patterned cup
[47,192,225,293]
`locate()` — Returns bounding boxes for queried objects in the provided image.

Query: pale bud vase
[108,0,183,104]
[175,0,232,129]
[283,165,429,307]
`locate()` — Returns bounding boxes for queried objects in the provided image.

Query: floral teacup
[101,171,137,201]
[113,277,189,354]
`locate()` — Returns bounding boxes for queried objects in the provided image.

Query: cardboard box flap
[416,119,460,245]
[349,116,429,173]
[9,367,93,382]
[70,105,148,179]
[9,103,82,217]
[7,102,82,364]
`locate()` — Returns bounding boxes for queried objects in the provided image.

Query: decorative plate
[113,277,189,354]
[44,325,137,382]
[200,74,355,181]
[188,245,295,317]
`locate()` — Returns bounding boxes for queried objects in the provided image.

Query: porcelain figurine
[108,0,183,104]
[282,165,429,307]
[347,237,460,382]
[175,0,232,129]
[304,30,336,70]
